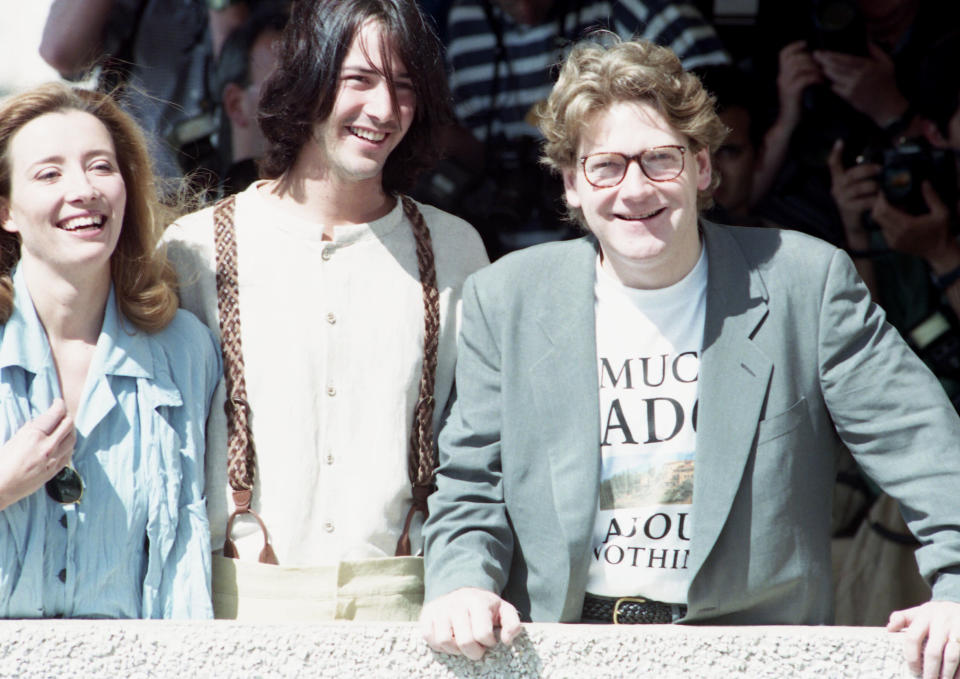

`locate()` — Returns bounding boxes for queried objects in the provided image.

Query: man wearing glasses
[420,38,960,678]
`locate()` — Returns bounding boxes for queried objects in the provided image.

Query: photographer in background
[413,0,729,258]
[38,0,285,192]
[828,31,960,411]
[748,0,960,246]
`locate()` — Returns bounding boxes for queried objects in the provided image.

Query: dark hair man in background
[213,6,287,194]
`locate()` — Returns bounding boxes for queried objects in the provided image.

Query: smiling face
[563,100,711,289]
[310,18,415,190]
[1,110,126,278]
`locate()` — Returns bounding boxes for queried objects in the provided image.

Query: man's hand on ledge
[888,600,960,678]
[420,587,523,660]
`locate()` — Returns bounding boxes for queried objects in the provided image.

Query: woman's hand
[0,399,75,510]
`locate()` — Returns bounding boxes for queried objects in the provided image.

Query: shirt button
[326,454,334,465]
[321,249,332,261]
[58,568,66,584]
[326,312,336,324]
[324,521,335,533]
[327,386,336,397]
[59,514,67,528]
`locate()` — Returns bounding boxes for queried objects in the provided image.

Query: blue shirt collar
[0,265,155,381]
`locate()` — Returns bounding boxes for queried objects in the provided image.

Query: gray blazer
[424,220,960,624]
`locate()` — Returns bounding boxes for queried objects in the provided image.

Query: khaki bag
[209,194,439,621]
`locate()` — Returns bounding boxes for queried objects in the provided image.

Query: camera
[858,138,959,217]
[808,0,868,56]
[801,0,869,119]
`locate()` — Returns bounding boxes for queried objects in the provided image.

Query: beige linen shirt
[162,182,488,565]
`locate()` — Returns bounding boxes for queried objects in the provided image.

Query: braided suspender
[396,195,440,557]
[214,194,277,564]
[211,194,440,563]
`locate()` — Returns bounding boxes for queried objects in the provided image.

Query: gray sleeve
[423,275,514,601]
[818,248,960,601]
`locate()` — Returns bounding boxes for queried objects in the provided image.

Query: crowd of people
[0,0,959,676]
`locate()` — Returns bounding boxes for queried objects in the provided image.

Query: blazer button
[58,568,66,583]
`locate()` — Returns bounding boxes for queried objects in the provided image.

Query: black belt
[581,593,685,624]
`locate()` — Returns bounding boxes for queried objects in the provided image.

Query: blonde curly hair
[536,37,728,225]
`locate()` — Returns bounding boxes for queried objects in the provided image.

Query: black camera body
[859,138,959,217]
[809,0,868,56]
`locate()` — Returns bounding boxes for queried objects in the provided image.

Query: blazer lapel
[687,222,773,581]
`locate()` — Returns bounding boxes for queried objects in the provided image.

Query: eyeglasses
[46,465,84,504]
[580,145,686,188]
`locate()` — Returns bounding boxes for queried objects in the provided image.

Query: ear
[694,147,712,192]
[0,199,15,234]
[562,167,582,210]
[222,83,251,128]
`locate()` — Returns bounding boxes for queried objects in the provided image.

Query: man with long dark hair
[163,0,488,620]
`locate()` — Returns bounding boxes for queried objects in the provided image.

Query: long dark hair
[258,0,452,192]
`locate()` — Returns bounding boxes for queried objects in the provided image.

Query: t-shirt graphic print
[586,251,707,604]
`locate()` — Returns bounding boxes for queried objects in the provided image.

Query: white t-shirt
[586,249,707,603]
[162,182,488,566]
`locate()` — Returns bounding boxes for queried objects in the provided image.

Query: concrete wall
[0,621,912,678]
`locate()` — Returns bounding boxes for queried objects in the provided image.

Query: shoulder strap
[212,194,278,564]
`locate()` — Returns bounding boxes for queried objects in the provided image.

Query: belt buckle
[613,596,649,624]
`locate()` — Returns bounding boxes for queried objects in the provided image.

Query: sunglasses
[46,466,84,504]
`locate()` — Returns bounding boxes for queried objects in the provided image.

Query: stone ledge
[0,621,910,678]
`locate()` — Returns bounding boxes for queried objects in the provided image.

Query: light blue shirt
[0,266,221,618]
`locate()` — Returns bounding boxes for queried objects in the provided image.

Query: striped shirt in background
[446,0,731,142]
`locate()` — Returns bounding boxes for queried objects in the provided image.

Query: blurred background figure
[40,0,215,187]
[38,0,289,194]
[212,4,286,196]
[702,65,782,228]
[742,0,960,245]
[826,29,960,408]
